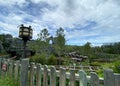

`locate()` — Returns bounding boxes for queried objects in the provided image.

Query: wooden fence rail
[0,58,120,86]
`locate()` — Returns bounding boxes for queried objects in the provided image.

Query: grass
[0,75,20,86]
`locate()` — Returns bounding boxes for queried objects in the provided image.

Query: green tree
[54,27,66,56]
[56,27,65,37]
[0,34,5,53]
[0,34,5,42]
[28,28,51,59]
[83,42,93,64]
[37,28,50,42]
[0,34,13,52]
[83,42,91,55]
[101,42,120,54]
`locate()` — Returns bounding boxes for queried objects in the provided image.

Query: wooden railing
[53,65,100,72]
[0,58,120,86]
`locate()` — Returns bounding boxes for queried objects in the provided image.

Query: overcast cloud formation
[0,0,120,46]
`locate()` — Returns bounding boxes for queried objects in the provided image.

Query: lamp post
[19,24,33,58]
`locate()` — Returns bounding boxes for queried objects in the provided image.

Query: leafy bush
[96,69,103,77]
[30,53,47,64]
[113,61,120,73]
[47,54,57,65]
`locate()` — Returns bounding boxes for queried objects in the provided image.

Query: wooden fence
[0,58,120,86]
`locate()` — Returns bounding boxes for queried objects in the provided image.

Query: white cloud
[0,0,120,45]
[0,0,27,7]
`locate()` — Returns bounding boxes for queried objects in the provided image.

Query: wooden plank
[0,58,2,76]
[50,66,56,86]
[9,60,14,77]
[90,72,99,86]
[59,68,66,86]
[43,65,48,86]
[14,61,19,81]
[6,59,10,76]
[30,62,35,86]
[104,69,115,86]
[114,74,120,86]
[20,59,29,86]
[79,70,87,86]
[36,63,42,86]
[69,69,75,86]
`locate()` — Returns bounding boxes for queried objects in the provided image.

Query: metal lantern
[19,24,33,58]
[19,24,33,41]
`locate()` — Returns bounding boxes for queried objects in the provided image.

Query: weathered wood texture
[43,65,49,86]
[0,59,120,86]
[20,59,29,86]
[79,70,87,86]
[0,58,2,76]
[59,68,66,86]
[114,74,120,86]
[104,69,115,86]
[36,63,42,86]
[90,72,99,86]
[70,69,75,86]
[50,66,56,86]
[30,62,35,86]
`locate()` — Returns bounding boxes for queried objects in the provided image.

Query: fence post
[90,72,99,86]
[9,60,14,77]
[79,70,87,86]
[59,68,66,86]
[20,59,29,86]
[70,69,75,86]
[0,58,2,76]
[6,59,10,76]
[36,63,42,86]
[50,66,56,86]
[43,65,48,86]
[14,61,19,81]
[30,63,35,86]
[114,74,120,86]
[104,69,115,86]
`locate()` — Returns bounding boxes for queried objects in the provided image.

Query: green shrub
[96,69,103,77]
[113,61,120,73]
[30,53,47,64]
[47,54,57,65]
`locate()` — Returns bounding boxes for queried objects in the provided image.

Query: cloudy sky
[0,0,120,46]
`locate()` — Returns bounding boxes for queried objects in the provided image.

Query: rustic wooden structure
[0,58,120,86]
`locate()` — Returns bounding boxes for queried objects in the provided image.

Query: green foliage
[53,27,66,56]
[37,28,50,42]
[0,75,19,86]
[96,69,103,78]
[101,42,120,54]
[90,62,101,66]
[113,61,120,73]
[47,54,57,65]
[30,53,47,64]
[0,34,5,42]
[28,40,49,53]
[55,35,65,48]
[0,34,13,52]
[30,54,58,65]
[62,56,71,65]
[83,42,91,54]
[56,27,65,37]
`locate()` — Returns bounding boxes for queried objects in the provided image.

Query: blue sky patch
[0,0,120,46]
